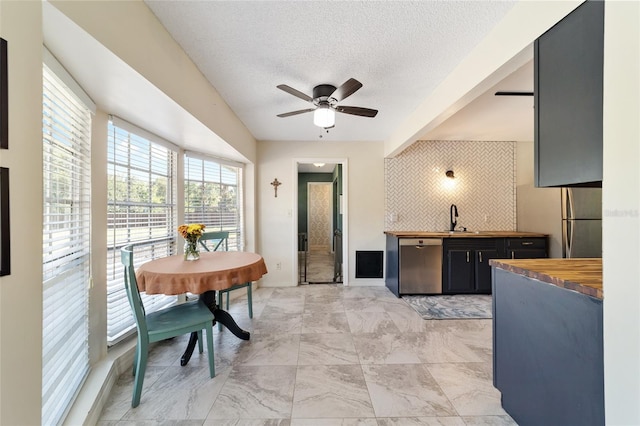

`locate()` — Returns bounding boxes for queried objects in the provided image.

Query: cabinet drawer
[506,238,546,249]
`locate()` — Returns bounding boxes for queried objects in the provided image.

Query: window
[106,117,178,344]
[184,154,243,250]
[42,60,93,425]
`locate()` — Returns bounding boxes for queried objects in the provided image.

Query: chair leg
[217,290,223,331]
[205,323,215,378]
[225,291,230,310]
[247,283,253,318]
[131,344,148,407]
[197,330,204,353]
[132,347,138,376]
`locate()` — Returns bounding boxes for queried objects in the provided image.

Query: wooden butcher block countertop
[490,258,603,299]
[385,231,548,238]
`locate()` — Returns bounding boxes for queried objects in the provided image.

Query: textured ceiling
[144,0,520,143]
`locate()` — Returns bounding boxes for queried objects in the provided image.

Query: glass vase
[184,237,200,261]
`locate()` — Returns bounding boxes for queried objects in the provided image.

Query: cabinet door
[475,249,500,293]
[446,249,474,293]
[534,0,604,187]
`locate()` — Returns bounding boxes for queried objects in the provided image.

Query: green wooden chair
[121,245,215,408]
[199,231,253,329]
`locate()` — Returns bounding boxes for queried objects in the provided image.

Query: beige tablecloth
[136,251,268,295]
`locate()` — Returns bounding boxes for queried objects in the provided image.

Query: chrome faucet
[449,204,458,231]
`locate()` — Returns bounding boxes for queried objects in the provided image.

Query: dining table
[136,250,268,366]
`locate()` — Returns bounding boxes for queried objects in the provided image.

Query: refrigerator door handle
[567,188,575,220]
[564,219,574,258]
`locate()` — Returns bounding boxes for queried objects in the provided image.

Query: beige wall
[257,140,385,287]
[515,141,562,258]
[0,2,44,424]
[603,1,640,423]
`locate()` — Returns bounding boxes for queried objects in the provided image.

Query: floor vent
[355,251,383,278]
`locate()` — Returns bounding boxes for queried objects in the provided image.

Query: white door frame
[292,158,349,286]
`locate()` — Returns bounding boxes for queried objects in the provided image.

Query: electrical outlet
[276,262,282,270]
[484,215,489,223]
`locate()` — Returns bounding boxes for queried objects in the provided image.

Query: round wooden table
[136,251,268,364]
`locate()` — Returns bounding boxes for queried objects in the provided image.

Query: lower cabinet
[444,239,503,294]
[444,237,548,294]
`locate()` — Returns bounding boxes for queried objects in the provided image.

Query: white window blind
[42,63,92,426]
[184,154,243,250]
[107,120,178,344]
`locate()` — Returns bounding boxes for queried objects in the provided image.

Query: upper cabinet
[534,0,604,188]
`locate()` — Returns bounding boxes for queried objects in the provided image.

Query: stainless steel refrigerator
[562,188,602,258]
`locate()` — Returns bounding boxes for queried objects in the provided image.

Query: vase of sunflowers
[178,223,206,261]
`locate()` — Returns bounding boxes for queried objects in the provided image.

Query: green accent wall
[298,173,333,235]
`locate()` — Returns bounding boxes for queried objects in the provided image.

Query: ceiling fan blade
[277,108,316,118]
[330,78,363,102]
[335,105,378,118]
[494,91,534,96]
[277,84,313,102]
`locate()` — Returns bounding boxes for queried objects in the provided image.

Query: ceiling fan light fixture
[313,104,335,128]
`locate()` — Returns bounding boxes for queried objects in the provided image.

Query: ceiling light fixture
[446,170,455,179]
[313,163,325,167]
[313,103,335,128]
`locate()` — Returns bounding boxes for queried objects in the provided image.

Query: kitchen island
[490,258,603,426]
[385,231,548,296]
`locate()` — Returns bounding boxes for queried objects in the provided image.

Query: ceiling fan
[277,78,378,129]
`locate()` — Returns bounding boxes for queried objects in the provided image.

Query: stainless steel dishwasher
[399,238,443,294]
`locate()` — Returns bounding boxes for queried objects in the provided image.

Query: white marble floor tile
[342,296,387,312]
[98,285,510,426]
[461,415,518,425]
[298,333,359,365]
[292,365,375,418]
[427,363,505,416]
[290,419,378,426]
[352,333,422,365]
[403,331,484,364]
[305,292,342,304]
[301,311,351,333]
[98,420,207,426]
[252,312,303,334]
[386,310,433,333]
[207,365,296,419]
[205,420,291,426]
[361,364,457,418]
[304,298,345,313]
[122,366,229,421]
[233,333,300,365]
[98,365,168,421]
[346,311,401,334]
[376,417,466,425]
[262,297,306,315]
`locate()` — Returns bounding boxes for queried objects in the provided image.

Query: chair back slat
[121,245,149,339]
[199,231,229,252]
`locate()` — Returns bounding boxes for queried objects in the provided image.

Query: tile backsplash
[385,140,516,232]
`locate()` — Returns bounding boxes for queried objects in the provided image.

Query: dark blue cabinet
[534,0,604,187]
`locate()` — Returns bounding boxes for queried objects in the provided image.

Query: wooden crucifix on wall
[270,178,281,198]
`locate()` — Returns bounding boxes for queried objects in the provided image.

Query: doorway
[295,161,346,285]
[306,182,334,283]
